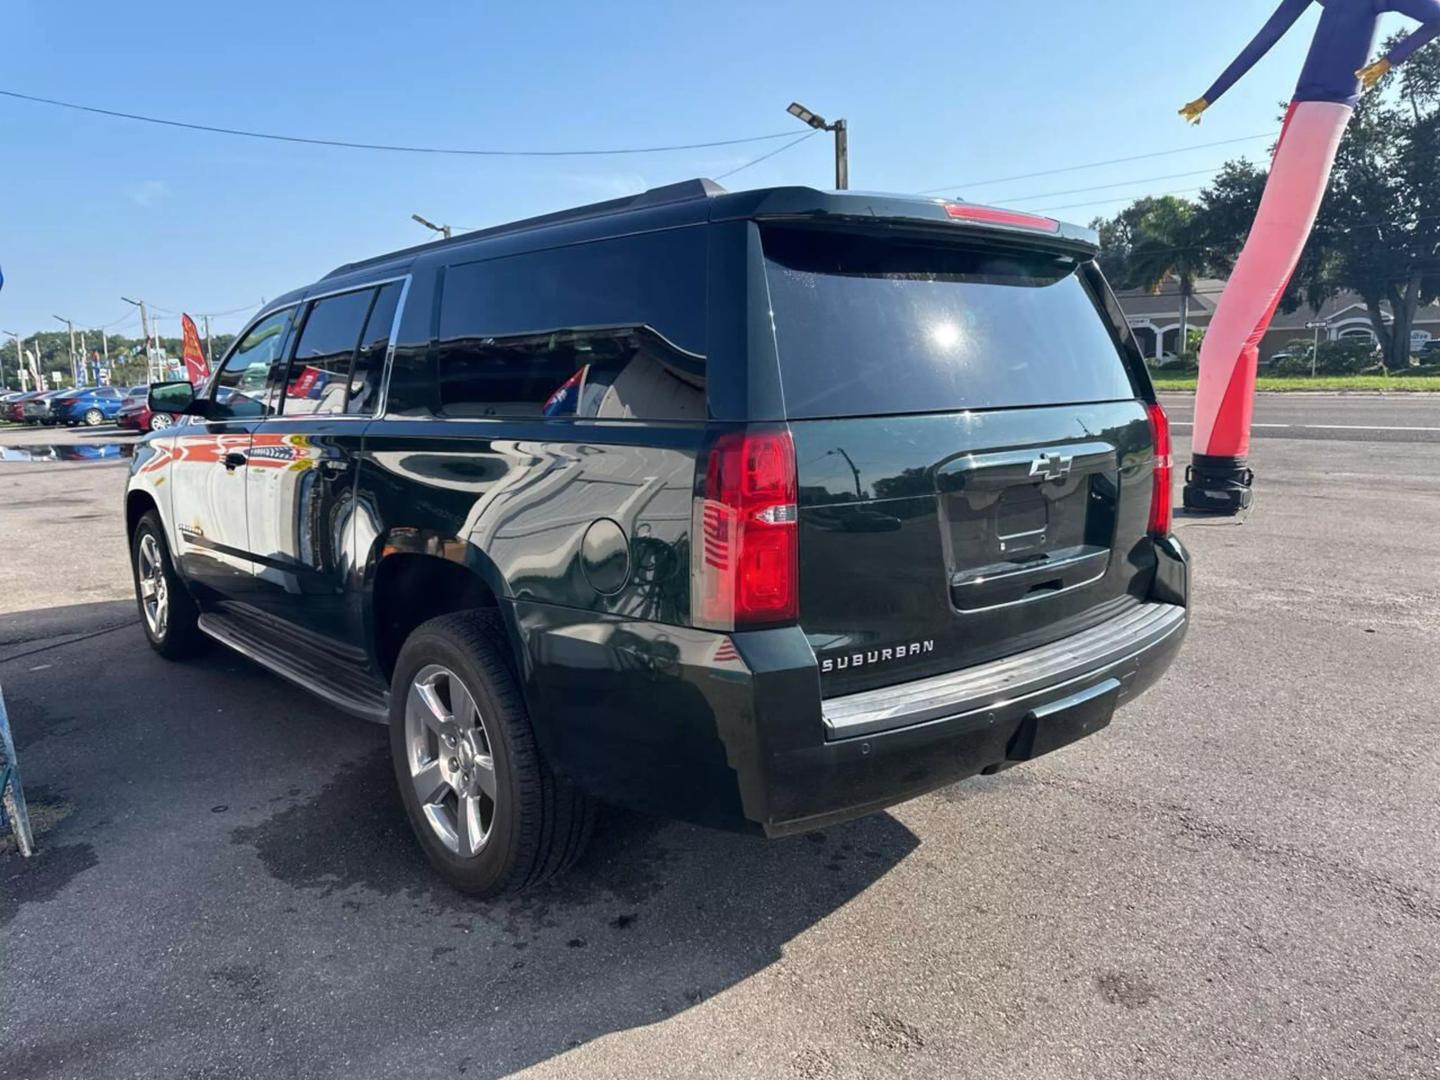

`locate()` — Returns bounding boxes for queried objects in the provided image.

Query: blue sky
[0,0,1416,341]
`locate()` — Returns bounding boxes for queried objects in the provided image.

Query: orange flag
[181,314,210,385]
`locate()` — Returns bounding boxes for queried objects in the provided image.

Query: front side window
[283,289,374,416]
[211,308,295,419]
[430,228,707,420]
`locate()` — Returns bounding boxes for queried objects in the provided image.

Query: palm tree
[1125,197,1208,359]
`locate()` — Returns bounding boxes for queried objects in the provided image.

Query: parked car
[0,390,30,419]
[125,180,1189,897]
[21,389,68,425]
[3,390,44,423]
[117,385,169,432]
[49,385,129,426]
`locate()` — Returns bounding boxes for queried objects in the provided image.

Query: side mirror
[148,380,200,417]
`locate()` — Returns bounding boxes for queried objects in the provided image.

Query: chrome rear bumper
[822,601,1186,740]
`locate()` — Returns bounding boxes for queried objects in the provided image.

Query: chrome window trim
[245,273,412,425]
[372,274,412,420]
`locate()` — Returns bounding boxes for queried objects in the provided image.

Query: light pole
[786,101,848,190]
[121,297,153,383]
[412,213,453,240]
[53,315,77,387]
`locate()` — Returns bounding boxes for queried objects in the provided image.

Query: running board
[197,612,390,724]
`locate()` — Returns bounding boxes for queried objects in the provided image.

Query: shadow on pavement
[0,599,920,1079]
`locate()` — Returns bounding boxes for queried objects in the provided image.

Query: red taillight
[1146,401,1172,538]
[693,429,799,629]
[944,203,1060,233]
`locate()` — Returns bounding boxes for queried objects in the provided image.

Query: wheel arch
[364,530,517,683]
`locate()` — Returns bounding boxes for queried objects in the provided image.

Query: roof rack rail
[322,178,727,281]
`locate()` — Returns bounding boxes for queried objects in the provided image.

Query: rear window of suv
[761,226,1136,419]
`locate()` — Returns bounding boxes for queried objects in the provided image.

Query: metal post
[202,314,214,368]
[833,119,848,190]
[0,684,35,858]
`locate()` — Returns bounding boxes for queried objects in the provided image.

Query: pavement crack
[1023,772,1440,925]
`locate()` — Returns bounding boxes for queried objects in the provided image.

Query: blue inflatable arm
[1202,0,1313,105]
[1386,0,1440,67]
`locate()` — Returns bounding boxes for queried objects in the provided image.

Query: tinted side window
[348,281,402,415]
[212,308,295,419]
[283,289,373,417]
[432,228,707,420]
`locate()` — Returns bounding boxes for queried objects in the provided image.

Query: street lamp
[412,213,453,240]
[121,297,156,383]
[53,315,78,386]
[786,101,848,190]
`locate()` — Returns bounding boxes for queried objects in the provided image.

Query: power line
[998,166,1238,205]
[714,129,820,181]
[0,87,802,158]
[1042,186,1210,213]
[916,132,1280,194]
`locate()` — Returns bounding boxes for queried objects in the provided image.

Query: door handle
[222,452,248,471]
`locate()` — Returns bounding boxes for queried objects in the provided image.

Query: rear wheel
[131,510,207,659]
[389,611,595,896]
[83,407,104,426]
[149,412,172,431]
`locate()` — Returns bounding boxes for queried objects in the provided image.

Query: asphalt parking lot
[2,395,1438,1079]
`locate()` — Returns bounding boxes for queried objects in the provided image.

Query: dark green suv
[126,180,1188,896]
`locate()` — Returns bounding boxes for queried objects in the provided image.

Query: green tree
[1122,196,1211,356]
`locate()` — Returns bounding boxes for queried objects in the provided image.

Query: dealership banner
[181,314,209,385]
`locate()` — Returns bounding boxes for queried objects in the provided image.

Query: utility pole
[53,315,76,387]
[412,213,453,239]
[121,297,152,383]
[202,314,214,368]
[101,328,109,385]
[786,101,849,189]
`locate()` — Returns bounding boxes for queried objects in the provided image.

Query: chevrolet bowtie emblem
[1029,453,1073,481]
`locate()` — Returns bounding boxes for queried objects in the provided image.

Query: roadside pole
[1306,321,1325,377]
[202,315,213,369]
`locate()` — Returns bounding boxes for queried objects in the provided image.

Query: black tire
[130,509,207,659]
[83,407,104,426]
[389,610,595,897]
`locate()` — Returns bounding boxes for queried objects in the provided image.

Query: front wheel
[131,510,207,659]
[389,611,595,897]
[83,407,104,426]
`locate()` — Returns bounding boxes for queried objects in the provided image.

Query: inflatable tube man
[1178,0,1440,512]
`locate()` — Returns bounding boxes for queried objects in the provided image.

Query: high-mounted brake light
[692,429,799,630]
[944,203,1061,234]
[1146,401,1173,539]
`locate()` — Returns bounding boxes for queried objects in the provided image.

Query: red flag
[181,314,209,385]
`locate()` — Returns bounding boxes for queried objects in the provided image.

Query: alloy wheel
[150,412,172,431]
[84,408,103,426]
[136,533,169,639]
[404,664,498,857]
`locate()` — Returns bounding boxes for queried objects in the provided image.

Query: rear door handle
[222,452,247,471]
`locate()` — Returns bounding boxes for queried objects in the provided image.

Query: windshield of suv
[762,226,1137,420]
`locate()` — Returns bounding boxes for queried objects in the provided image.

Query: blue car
[49,386,131,426]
